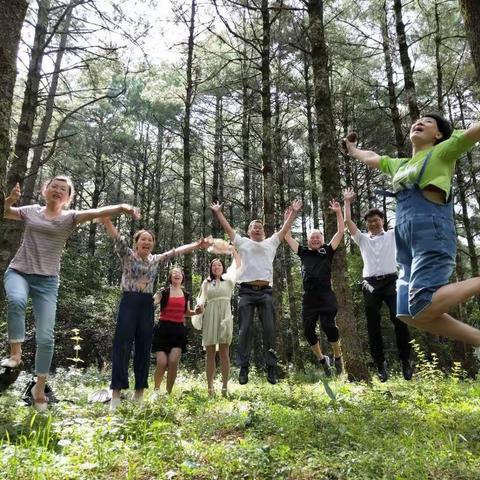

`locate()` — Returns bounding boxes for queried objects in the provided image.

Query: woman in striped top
[2,176,139,412]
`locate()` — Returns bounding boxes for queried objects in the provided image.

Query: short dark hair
[364,208,384,221]
[423,113,453,144]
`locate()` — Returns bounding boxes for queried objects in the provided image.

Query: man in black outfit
[284,199,345,376]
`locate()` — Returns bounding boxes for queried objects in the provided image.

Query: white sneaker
[150,390,162,401]
[110,397,121,411]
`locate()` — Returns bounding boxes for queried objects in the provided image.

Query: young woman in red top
[152,266,201,394]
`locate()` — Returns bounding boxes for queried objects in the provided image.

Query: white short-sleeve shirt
[351,229,397,278]
[234,232,280,285]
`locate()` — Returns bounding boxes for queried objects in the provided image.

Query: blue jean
[395,186,456,318]
[3,268,59,375]
[110,292,154,391]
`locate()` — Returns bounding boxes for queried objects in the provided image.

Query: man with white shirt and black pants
[211,200,300,385]
[344,189,412,381]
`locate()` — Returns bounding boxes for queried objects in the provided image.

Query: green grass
[0,365,479,479]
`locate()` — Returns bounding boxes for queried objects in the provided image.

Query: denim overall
[394,151,456,318]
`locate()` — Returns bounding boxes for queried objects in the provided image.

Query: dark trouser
[362,277,411,364]
[302,290,340,345]
[110,292,154,391]
[236,285,277,367]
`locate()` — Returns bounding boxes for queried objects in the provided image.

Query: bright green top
[379,130,476,195]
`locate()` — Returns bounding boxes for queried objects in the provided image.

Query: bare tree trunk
[0,0,28,305]
[0,0,28,204]
[182,0,197,292]
[0,0,48,288]
[308,0,369,381]
[303,52,320,228]
[381,1,407,156]
[9,0,51,189]
[260,0,275,236]
[459,0,480,83]
[241,82,252,232]
[433,1,444,113]
[393,0,420,122]
[212,94,223,237]
[23,0,75,204]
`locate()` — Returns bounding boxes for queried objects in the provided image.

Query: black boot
[239,366,249,385]
[377,360,389,382]
[266,365,277,384]
[402,360,413,380]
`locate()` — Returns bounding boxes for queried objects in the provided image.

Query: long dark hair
[207,258,226,282]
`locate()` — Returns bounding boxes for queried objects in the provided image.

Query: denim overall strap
[414,150,433,186]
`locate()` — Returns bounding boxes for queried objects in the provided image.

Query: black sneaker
[402,360,413,381]
[266,365,277,384]
[334,356,344,375]
[239,366,249,385]
[316,356,333,377]
[377,360,389,382]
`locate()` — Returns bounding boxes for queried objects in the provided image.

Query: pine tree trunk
[0,0,28,208]
[9,0,51,189]
[459,0,480,83]
[308,0,369,381]
[393,0,420,122]
[182,0,197,292]
[212,94,223,237]
[23,0,75,204]
[0,0,48,288]
[381,1,407,157]
[241,82,252,232]
[303,52,320,228]
[260,0,275,236]
[0,0,28,306]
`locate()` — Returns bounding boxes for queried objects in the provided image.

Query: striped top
[115,236,169,293]
[9,205,78,276]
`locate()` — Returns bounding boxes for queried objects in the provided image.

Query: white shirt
[351,229,397,278]
[234,232,280,285]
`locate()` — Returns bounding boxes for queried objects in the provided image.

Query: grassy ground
[0,362,479,480]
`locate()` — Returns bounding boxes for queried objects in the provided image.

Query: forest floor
[0,361,479,480]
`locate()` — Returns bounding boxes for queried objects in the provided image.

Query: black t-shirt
[297,244,335,292]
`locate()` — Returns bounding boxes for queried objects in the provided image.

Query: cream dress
[193,264,237,347]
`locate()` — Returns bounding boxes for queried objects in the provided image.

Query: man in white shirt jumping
[344,188,412,381]
[211,200,301,385]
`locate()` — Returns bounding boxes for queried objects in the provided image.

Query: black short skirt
[151,320,187,354]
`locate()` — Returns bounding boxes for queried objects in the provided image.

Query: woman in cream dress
[194,243,240,397]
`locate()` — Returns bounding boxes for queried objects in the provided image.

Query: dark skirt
[151,320,187,354]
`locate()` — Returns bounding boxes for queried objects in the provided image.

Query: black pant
[302,290,339,345]
[362,277,411,364]
[236,285,277,367]
[110,292,154,390]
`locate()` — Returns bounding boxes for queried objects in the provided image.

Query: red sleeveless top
[160,296,186,323]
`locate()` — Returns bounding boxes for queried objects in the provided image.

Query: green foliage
[1,367,480,479]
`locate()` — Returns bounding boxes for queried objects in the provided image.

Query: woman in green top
[344,114,480,346]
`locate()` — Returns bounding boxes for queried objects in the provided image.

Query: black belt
[240,282,270,290]
[363,273,397,282]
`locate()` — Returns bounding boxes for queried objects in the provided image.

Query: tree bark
[303,52,320,229]
[182,0,197,292]
[393,0,420,123]
[260,0,275,236]
[308,0,369,381]
[381,1,407,157]
[459,0,480,83]
[23,0,75,204]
